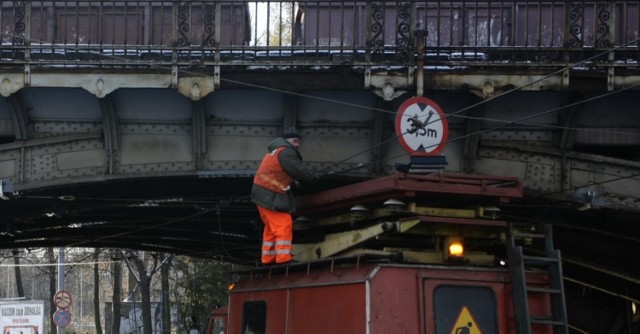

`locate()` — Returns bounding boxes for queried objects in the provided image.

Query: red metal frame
[297,171,523,215]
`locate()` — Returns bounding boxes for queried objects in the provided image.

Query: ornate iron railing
[0,1,638,68]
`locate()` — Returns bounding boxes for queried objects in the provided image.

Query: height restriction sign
[395,96,449,156]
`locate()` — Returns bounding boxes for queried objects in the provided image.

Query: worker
[251,128,314,265]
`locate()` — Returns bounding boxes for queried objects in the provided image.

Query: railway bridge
[0,1,639,331]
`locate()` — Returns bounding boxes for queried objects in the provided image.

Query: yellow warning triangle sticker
[449,306,483,334]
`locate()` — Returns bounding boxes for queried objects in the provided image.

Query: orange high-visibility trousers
[256,206,293,264]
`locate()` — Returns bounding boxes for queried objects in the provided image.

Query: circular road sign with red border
[53,309,73,328]
[54,290,72,309]
[395,96,449,156]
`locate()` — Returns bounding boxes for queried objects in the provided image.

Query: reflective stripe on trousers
[257,205,293,264]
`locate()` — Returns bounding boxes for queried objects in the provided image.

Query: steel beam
[477,142,640,211]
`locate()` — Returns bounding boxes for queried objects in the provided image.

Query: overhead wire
[318,80,640,176]
[4,7,639,315]
[52,79,640,259]
[322,36,640,170]
[0,30,264,260]
[431,36,640,122]
[2,34,638,190]
[217,40,640,175]
[0,45,632,171]
[2,35,638,174]
[517,171,640,203]
[58,194,254,262]
[437,81,640,150]
[1,11,640,260]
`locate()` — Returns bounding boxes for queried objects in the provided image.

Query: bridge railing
[0,1,638,68]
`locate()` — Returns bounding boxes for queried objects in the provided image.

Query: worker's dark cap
[283,128,302,139]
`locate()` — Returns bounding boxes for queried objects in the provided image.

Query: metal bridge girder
[0,71,218,100]
[476,142,640,211]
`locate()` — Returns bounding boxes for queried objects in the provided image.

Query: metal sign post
[56,247,66,334]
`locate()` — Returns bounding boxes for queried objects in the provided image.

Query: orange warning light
[445,236,464,260]
[449,241,464,257]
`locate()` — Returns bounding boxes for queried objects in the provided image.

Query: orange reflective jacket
[253,147,294,194]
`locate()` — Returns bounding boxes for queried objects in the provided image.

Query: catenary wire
[1,33,638,165]
[317,81,640,175]
[1,25,639,259]
[6,31,637,195]
[0,35,635,183]
[3,34,638,197]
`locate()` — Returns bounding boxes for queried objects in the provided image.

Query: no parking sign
[53,309,72,328]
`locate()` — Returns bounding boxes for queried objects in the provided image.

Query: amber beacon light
[445,236,464,260]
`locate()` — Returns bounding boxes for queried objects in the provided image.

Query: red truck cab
[225,257,553,334]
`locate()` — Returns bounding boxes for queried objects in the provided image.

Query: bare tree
[0,247,230,334]
[174,257,231,332]
[46,248,57,334]
[111,251,122,334]
[12,249,24,297]
[122,251,171,334]
[268,2,295,46]
[161,254,171,333]
[93,249,103,334]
